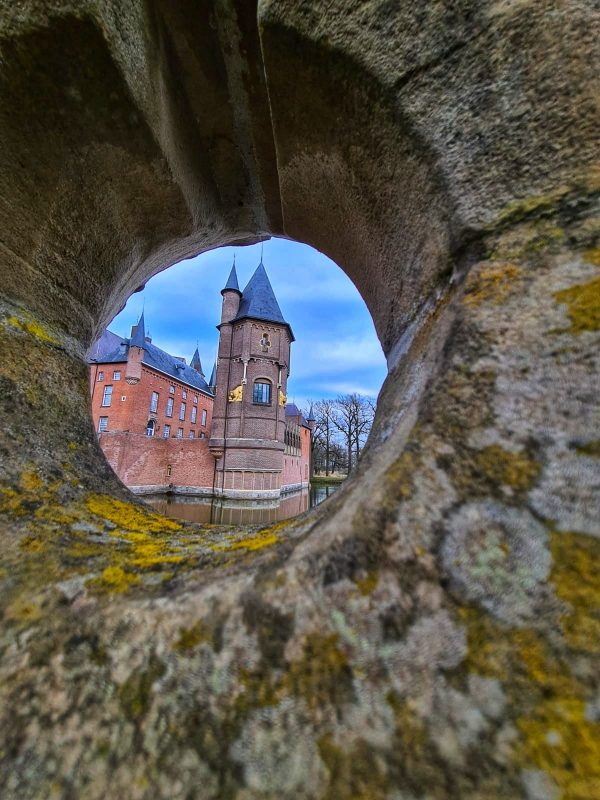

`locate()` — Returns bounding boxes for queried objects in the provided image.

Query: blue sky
[110,238,387,411]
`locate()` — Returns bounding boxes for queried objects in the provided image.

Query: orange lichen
[463,263,522,307]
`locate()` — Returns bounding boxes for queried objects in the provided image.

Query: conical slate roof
[190,347,205,377]
[208,361,217,388]
[221,263,241,295]
[234,263,295,340]
[130,311,146,348]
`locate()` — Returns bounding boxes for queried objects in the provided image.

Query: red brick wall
[99,432,216,489]
[282,425,311,488]
[90,363,213,440]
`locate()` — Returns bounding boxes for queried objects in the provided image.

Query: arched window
[146,419,156,437]
[252,380,271,405]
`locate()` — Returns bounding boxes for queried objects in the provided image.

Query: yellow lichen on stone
[317,732,389,800]
[518,699,600,800]
[86,565,140,593]
[474,445,540,491]
[5,315,60,345]
[554,275,600,334]
[20,469,43,492]
[86,494,182,533]
[460,530,600,796]
[463,263,521,307]
[214,528,280,552]
[550,532,600,654]
[575,440,600,457]
[19,535,46,553]
[173,621,209,652]
[584,247,600,266]
[494,187,570,226]
[5,599,43,622]
[285,632,353,711]
[355,571,379,596]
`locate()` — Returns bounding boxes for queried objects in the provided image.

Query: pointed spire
[307,404,315,422]
[208,360,217,390]
[234,262,295,341]
[222,257,241,296]
[130,311,146,348]
[190,347,205,377]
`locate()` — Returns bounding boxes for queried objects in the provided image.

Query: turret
[208,360,217,393]
[220,260,242,324]
[190,347,205,377]
[125,311,145,384]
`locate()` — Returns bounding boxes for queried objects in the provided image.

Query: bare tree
[311,399,336,475]
[331,394,375,473]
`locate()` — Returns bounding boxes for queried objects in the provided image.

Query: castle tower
[125,311,146,384]
[209,258,294,499]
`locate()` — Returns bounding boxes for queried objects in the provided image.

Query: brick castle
[88,260,313,499]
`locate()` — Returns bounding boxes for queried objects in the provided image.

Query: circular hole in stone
[88,238,386,526]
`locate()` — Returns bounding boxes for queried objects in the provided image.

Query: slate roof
[190,347,205,377]
[234,262,295,341]
[86,328,122,361]
[88,328,214,396]
[130,311,146,347]
[222,263,241,295]
[285,403,310,428]
[208,361,217,388]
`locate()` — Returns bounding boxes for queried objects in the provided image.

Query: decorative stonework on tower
[209,259,295,499]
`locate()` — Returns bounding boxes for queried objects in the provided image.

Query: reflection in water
[147,482,341,526]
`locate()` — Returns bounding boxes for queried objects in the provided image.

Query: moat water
[146,481,341,525]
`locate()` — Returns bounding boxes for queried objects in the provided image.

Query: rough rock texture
[0,1,599,798]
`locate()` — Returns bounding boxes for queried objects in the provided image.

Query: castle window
[193,396,198,404]
[189,431,195,439]
[166,465,172,478]
[201,409,207,426]
[146,419,156,437]
[166,397,174,417]
[163,424,171,438]
[253,381,271,405]
[98,416,108,433]
[97,371,104,381]
[179,402,186,420]
[113,370,121,380]
[176,428,183,438]
[101,385,113,407]
[169,386,175,394]
[182,390,187,399]
[200,432,206,439]
[191,406,197,424]
[150,391,159,413]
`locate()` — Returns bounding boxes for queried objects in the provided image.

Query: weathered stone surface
[0,1,599,798]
